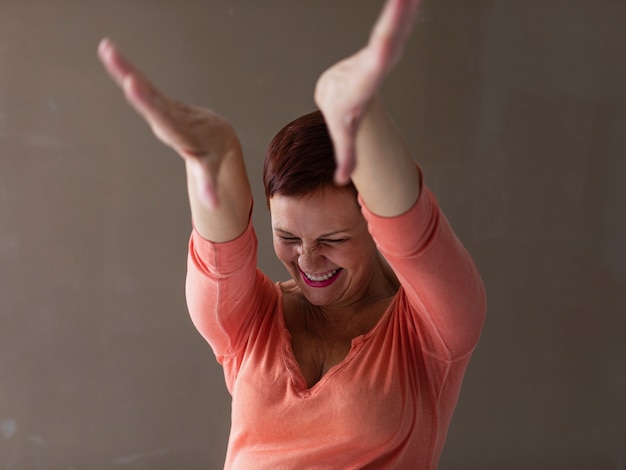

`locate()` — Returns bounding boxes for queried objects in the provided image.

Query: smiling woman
[270,179,385,309]
[99,0,486,468]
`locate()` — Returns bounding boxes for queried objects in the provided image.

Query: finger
[326,115,358,185]
[121,73,168,127]
[334,143,357,186]
[98,39,161,112]
[98,39,168,132]
[98,38,140,88]
[369,0,421,68]
[371,0,421,44]
[98,38,168,126]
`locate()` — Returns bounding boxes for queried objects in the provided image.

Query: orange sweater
[186,185,486,469]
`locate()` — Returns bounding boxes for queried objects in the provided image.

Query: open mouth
[300,268,343,287]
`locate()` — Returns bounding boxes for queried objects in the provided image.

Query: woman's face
[269,186,380,308]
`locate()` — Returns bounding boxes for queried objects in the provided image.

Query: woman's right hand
[98,38,252,242]
[98,38,237,209]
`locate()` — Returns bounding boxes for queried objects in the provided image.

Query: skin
[98,0,423,386]
[270,187,397,310]
[271,186,399,387]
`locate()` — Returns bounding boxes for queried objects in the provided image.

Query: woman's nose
[297,243,324,268]
[297,242,318,256]
[298,246,322,273]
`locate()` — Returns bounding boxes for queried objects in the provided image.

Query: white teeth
[304,269,339,282]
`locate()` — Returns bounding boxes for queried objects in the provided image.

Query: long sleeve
[360,180,487,359]
[185,216,278,389]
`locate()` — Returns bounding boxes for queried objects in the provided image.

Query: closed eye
[320,238,348,245]
[278,236,300,243]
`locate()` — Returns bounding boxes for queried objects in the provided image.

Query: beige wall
[0,1,624,468]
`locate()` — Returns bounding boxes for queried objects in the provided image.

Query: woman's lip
[299,268,343,288]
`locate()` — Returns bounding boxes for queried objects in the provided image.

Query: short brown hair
[263,110,357,203]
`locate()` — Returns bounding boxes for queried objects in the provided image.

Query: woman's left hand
[314,0,422,185]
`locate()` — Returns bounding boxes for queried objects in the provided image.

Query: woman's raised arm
[98,39,252,242]
[314,0,423,217]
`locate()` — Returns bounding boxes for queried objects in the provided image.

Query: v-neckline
[275,286,396,397]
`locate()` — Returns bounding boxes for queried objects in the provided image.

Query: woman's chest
[230,307,428,447]
[281,292,396,388]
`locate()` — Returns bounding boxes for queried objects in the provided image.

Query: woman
[98,0,486,468]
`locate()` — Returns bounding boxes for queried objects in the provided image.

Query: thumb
[329,123,358,186]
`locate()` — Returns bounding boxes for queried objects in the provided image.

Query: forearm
[186,138,253,243]
[351,97,421,217]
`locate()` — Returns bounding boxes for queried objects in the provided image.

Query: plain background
[1,0,624,468]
